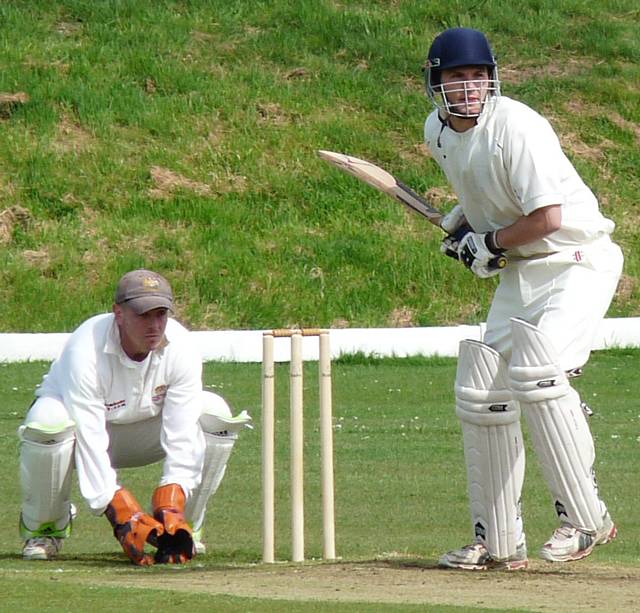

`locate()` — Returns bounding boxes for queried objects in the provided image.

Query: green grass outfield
[1,350,638,610]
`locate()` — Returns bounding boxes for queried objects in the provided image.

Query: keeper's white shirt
[424,96,615,258]
[36,313,205,513]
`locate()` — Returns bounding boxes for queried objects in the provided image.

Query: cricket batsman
[423,28,623,569]
[18,269,251,564]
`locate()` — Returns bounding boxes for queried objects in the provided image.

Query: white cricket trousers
[483,236,623,369]
[20,391,237,533]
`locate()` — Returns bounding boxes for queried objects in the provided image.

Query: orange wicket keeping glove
[104,487,164,566]
[152,484,194,564]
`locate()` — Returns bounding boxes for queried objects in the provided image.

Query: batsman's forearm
[495,205,562,250]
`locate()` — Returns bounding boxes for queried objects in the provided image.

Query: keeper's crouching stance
[18,269,251,564]
[19,391,250,563]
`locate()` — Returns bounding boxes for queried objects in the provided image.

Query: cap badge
[142,276,160,291]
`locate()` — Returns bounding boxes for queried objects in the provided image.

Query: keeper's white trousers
[20,391,238,534]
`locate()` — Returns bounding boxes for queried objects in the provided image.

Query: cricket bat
[318,150,444,227]
[317,149,507,270]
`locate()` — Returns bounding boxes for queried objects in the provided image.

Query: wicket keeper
[18,269,251,564]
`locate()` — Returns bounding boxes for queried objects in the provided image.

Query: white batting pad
[455,340,525,560]
[19,425,75,536]
[509,318,603,532]
[185,433,236,532]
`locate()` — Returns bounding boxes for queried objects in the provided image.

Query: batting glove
[458,231,506,278]
[105,487,164,566]
[439,205,470,259]
[440,223,472,260]
[440,204,466,234]
[152,484,194,564]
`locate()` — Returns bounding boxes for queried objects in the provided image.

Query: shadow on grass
[3,550,621,583]
[364,555,621,579]
[0,551,148,567]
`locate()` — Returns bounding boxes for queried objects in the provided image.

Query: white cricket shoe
[192,528,206,555]
[540,512,617,563]
[439,538,528,571]
[23,536,64,561]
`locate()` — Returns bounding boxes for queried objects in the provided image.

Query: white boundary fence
[1,317,640,363]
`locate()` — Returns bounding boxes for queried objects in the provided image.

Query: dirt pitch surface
[87,559,640,611]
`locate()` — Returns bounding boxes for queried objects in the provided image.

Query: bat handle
[450,224,508,271]
[488,254,508,271]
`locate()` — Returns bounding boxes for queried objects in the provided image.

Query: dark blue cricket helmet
[425,28,500,116]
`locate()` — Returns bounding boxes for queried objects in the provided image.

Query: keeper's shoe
[438,538,528,571]
[20,503,76,562]
[540,512,617,563]
[22,536,64,561]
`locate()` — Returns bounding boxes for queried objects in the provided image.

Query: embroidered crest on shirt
[152,385,168,403]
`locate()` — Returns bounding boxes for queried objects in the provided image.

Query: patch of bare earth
[500,57,595,85]
[396,141,433,165]
[563,99,640,146]
[148,166,212,199]
[0,205,32,244]
[55,21,83,36]
[424,186,456,209]
[53,113,94,154]
[148,165,246,199]
[389,307,416,327]
[500,58,640,170]
[331,318,350,328]
[0,92,30,119]
[615,273,636,303]
[79,560,640,611]
[21,249,50,268]
[256,102,297,126]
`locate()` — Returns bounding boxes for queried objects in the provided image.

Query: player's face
[114,304,169,361]
[440,66,491,117]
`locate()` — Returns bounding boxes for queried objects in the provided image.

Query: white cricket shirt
[37,313,205,513]
[424,96,615,258]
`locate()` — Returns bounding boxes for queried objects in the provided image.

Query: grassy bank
[0,0,638,332]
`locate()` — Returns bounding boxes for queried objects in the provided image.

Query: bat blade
[318,149,507,272]
[317,150,443,227]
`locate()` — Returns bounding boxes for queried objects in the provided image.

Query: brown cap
[114,269,173,314]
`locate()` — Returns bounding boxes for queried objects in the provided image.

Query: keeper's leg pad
[186,433,236,532]
[19,397,76,538]
[185,392,238,532]
[456,340,525,561]
[509,318,603,532]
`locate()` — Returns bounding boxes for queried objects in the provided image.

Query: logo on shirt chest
[152,385,168,404]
